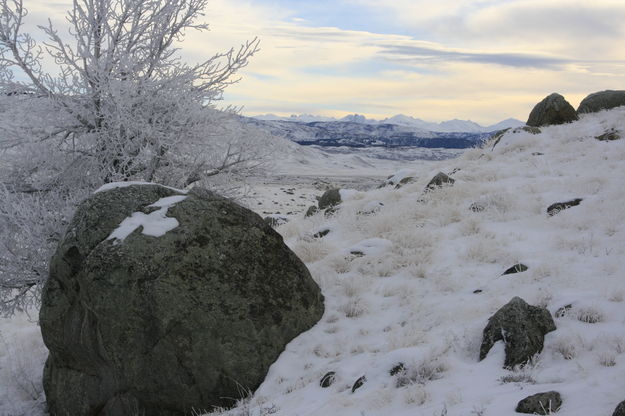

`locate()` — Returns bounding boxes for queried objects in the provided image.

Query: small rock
[480,297,556,368]
[577,90,625,114]
[527,93,578,127]
[305,205,318,217]
[515,391,562,414]
[350,250,365,257]
[318,189,341,211]
[473,289,483,294]
[264,216,288,228]
[469,202,486,212]
[547,198,583,216]
[389,363,406,376]
[425,172,454,191]
[395,176,416,189]
[502,263,529,275]
[320,372,336,388]
[596,129,621,141]
[612,400,625,416]
[313,229,331,238]
[351,376,366,393]
[554,304,573,318]
[532,152,544,156]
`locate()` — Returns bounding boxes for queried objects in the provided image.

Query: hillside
[215,108,625,415]
[1,108,624,416]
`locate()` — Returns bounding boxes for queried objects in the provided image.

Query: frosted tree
[0,0,266,315]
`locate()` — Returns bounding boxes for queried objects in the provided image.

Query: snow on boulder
[40,184,324,416]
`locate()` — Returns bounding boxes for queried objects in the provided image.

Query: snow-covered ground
[2,108,625,416]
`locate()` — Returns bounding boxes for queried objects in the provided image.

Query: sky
[24,0,625,124]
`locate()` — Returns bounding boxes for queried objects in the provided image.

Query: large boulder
[613,400,625,416]
[318,189,341,211]
[40,184,324,416]
[516,391,562,414]
[479,297,556,368]
[578,90,625,114]
[526,93,578,127]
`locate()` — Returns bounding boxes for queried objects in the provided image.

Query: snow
[94,181,188,194]
[107,195,188,241]
[2,108,625,416]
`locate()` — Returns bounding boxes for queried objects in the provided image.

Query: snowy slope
[211,108,625,416]
[2,108,625,416]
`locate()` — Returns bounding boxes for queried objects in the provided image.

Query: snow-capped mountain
[252,113,524,133]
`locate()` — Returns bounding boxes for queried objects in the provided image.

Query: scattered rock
[515,391,562,414]
[389,363,406,376]
[318,189,341,211]
[612,400,625,416]
[264,215,288,228]
[473,289,483,294]
[425,172,455,191]
[502,263,529,275]
[320,372,336,388]
[350,250,365,257]
[40,184,325,415]
[527,93,578,127]
[547,198,583,216]
[469,202,486,213]
[596,129,621,141]
[577,90,625,114]
[554,304,573,318]
[305,205,319,217]
[313,228,331,238]
[352,376,366,393]
[480,297,556,368]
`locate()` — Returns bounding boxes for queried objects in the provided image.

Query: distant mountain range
[252,113,524,134]
[244,114,523,150]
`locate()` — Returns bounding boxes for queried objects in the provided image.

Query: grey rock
[480,297,556,368]
[352,375,366,393]
[596,129,621,141]
[264,215,288,228]
[612,400,625,416]
[320,372,336,388]
[389,363,405,376]
[554,304,573,318]
[502,263,529,275]
[318,189,341,211]
[40,184,324,416]
[425,172,454,191]
[527,93,578,127]
[516,391,562,414]
[547,198,583,216]
[490,126,541,150]
[313,228,331,238]
[394,176,416,189]
[578,90,625,114]
[469,202,486,212]
[305,205,319,217]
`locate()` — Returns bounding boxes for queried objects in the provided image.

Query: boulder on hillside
[612,400,625,416]
[526,93,578,127]
[305,205,319,217]
[40,184,325,416]
[596,129,621,141]
[502,263,529,275]
[577,90,625,114]
[318,189,341,211]
[425,172,454,191]
[480,297,556,368]
[516,391,562,414]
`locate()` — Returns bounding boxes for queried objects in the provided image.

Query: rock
[305,205,319,217]
[473,289,483,294]
[596,129,621,141]
[40,184,325,416]
[320,372,336,388]
[318,189,341,211]
[554,304,573,318]
[389,363,406,376]
[502,263,529,275]
[469,202,486,213]
[313,228,331,238]
[425,172,454,191]
[480,297,556,368]
[515,391,562,414]
[264,215,288,228]
[527,93,578,127]
[577,90,625,114]
[395,176,416,189]
[612,400,625,416]
[352,375,366,393]
[490,126,541,150]
[547,198,583,216]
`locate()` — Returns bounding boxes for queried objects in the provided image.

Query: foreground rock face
[526,93,578,127]
[578,90,625,114]
[40,184,324,416]
[480,297,556,368]
[613,400,625,416]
